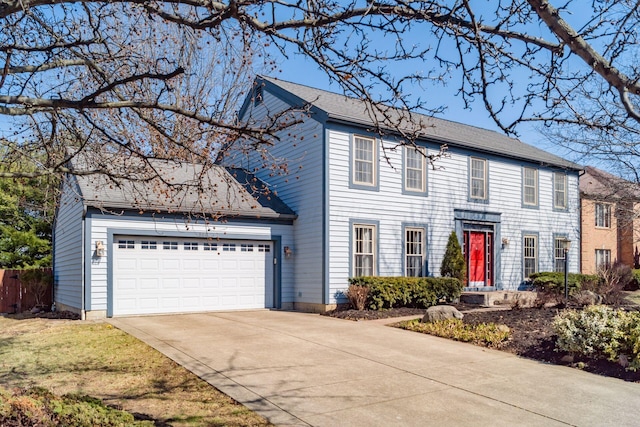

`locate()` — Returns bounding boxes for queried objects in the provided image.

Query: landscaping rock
[422,305,463,323]
[572,290,603,306]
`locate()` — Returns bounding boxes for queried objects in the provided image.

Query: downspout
[577,169,586,274]
[81,206,87,320]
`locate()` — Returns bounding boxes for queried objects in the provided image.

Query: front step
[460,291,537,308]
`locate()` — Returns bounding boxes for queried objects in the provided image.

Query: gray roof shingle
[70,156,296,220]
[259,76,582,171]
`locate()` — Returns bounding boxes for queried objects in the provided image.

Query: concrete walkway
[110,310,640,426]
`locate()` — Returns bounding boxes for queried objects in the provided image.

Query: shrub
[397,318,510,348]
[627,269,640,291]
[20,269,53,308]
[344,284,370,310]
[553,305,640,370]
[553,305,627,361]
[592,261,632,305]
[529,272,598,297]
[348,276,463,310]
[0,386,148,426]
[440,231,466,283]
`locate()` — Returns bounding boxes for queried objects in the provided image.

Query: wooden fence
[0,268,53,313]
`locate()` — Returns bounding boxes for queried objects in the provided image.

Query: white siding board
[236,89,325,305]
[53,177,84,310]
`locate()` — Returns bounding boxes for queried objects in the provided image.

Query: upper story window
[405,227,425,277]
[352,136,376,187]
[554,172,567,210]
[522,167,538,207]
[353,223,376,277]
[404,146,426,193]
[595,203,612,228]
[469,157,488,201]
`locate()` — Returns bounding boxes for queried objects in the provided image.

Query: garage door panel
[112,236,273,316]
[139,259,160,270]
[162,278,181,289]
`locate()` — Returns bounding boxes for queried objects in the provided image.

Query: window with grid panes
[523,167,538,206]
[523,235,538,278]
[470,158,487,200]
[405,227,425,277]
[405,147,425,192]
[353,224,376,276]
[353,136,375,186]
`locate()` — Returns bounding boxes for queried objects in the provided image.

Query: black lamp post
[560,238,572,302]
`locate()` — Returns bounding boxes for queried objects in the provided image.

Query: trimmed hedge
[529,272,598,296]
[348,276,463,310]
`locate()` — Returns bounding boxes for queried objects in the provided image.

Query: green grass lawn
[0,317,271,426]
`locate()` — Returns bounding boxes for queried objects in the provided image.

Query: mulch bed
[324,305,640,383]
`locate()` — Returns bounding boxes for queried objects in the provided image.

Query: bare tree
[3,0,640,181]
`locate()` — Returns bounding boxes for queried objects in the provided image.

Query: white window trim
[523,234,538,278]
[523,167,538,206]
[554,172,568,209]
[404,146,426,193]
[353,223,377,277]
[352,135,377,187]
[470,157,488,200]
[405,227,425,277]
[595,202,612,228]
[595,249,611,270]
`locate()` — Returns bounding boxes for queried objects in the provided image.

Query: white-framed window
[554,237,566,273]
[118,240,135,249]
[257,244,270,252]
[163,241,178,250]
[353,224,376,276]
[523,167,538,206]
[470,157,488,200]
[353,136,376,186]
[405,146,426,192]
[141,240,157,250]
[554,172,567,209]
[405,227,425,277]
[595,249,611,270]
[203,242,218,251]
[241,244,254,252]
[595,203,612,228]
[184,242,198,251]
[523,235,538,278]
[223,243,236,252]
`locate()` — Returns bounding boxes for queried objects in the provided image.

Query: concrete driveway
[110,310,640,426]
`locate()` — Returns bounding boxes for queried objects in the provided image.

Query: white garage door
[112,236,274,316]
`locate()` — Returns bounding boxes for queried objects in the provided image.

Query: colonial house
[228,77,582,313]
[579,166,640,274]
[53,77,582,318]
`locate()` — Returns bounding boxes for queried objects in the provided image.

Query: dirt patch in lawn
[324,305,640,383]
[0,315,271,427]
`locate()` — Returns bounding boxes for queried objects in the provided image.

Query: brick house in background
[580,166,640,274]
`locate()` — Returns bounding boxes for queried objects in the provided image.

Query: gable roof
[580,166,640,201]
[68,156,296,221]
[254,76,582,171]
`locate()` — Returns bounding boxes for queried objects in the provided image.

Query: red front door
[464,230,493,287]
[469,232,485,286]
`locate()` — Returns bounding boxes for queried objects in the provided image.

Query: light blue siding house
[53,77,582,318]
[229,76,582,313]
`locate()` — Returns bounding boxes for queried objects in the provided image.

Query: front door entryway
[463,230,494,287]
